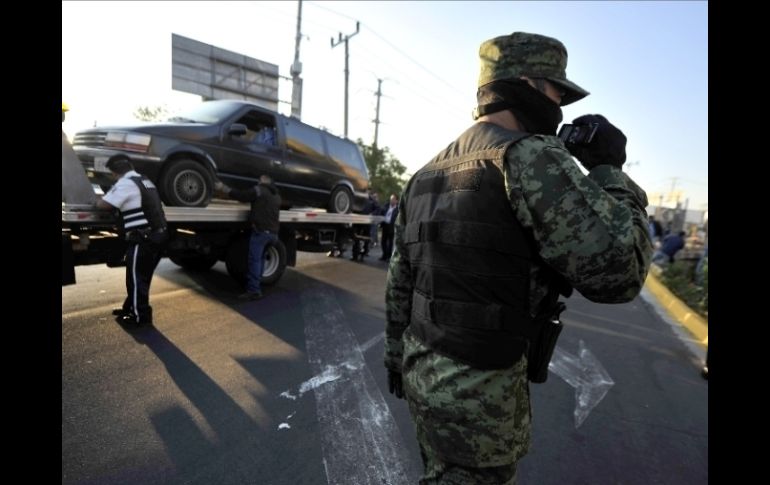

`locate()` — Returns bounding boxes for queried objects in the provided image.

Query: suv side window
[325,135,366,174]
[234,110,277,147]
[285,121,326,159]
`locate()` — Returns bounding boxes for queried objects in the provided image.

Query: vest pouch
[410,291,531,369]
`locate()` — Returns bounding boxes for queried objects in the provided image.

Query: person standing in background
[379,194,399,262]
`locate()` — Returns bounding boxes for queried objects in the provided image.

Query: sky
[62,1,708,210]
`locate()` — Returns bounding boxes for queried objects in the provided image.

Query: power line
[363,27,466,98]
[349,44,470,111]
[306,1,359,22]
[303,2,471,120]
[679,177,708,186]
[260,2,340,35]
[349,49,470,118]
[306,1,466,97]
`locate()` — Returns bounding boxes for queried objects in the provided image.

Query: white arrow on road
[548,340,614,428]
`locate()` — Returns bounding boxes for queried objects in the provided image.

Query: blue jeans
[247,230,277,294]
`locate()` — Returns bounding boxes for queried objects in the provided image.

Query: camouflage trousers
[401,331,531,484]
[410,414,519,484]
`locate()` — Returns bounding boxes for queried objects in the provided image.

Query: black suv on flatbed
[73,100,370,213]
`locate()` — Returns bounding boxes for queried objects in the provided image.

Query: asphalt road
[62,248,707,484]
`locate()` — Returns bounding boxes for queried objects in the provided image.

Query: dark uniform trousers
[122,239,164,323]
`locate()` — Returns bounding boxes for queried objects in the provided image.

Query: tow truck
[62,131,382,286]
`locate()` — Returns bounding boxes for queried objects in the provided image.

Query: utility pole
[668,177,679,202]
[331,21,360,138]
[373,78,383,147]
[290,0,303,119]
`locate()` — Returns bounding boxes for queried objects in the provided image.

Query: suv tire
[160,159,213,207]
[328,186,353,214]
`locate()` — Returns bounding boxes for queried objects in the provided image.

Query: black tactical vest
[123,176,167,234]
[250,183,281,233]
[404,122,540,370]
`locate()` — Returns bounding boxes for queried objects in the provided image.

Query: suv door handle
[272,160,283,165]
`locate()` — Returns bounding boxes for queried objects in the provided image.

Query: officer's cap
[478,32,589,105]
[105,155,133,174]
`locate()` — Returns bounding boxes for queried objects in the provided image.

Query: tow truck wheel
[225,235,287,287]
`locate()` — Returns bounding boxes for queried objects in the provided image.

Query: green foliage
[699,258,708,314]
[357,139,409,200]
[133,105,168,122]
[661,259,708,318]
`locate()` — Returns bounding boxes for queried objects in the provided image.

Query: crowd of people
[343,190,401,262]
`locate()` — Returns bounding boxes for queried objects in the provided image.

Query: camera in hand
[557,123,599,146]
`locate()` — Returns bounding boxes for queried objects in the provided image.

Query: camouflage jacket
[383,130,652,466]
[385,132,652,372]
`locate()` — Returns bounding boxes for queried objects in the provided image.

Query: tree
[133,105,168,122]
[357,139,408,201]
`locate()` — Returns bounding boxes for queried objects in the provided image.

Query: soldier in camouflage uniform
[384,32,652,484]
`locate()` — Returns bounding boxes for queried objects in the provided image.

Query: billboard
[172,33,280,111]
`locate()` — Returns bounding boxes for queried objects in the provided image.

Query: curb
[644,267,708,348]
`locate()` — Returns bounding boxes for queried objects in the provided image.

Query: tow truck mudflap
[62,234,76,286]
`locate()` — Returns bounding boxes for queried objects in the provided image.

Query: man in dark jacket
[215,175,281,300]
[652,230,686,265]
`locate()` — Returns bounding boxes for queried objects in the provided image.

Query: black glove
[387,369,404,399]
[567,114,627,170]
[214,181,230,194]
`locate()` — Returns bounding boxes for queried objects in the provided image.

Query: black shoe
[238,291,264,301]
[112,308,131,317]
[118,314,152,325]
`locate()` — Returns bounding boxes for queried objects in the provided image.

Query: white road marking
[299,286,411,485]
[280,334,385,401]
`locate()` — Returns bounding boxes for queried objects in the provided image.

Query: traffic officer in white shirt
[96,156,168,325]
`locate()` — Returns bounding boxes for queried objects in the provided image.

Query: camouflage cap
[478,32,589,105]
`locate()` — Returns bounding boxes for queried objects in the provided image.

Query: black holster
[527,301,566,383]
[125,228,150,243]
[126,227,168,245]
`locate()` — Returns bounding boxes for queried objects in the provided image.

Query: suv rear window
[326,136,366,173]
[285,122,326,159]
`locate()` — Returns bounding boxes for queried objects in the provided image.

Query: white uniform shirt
[102,170,143,212]
[102,170,160,230]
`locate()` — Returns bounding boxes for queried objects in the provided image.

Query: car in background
[72,100,370,213]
